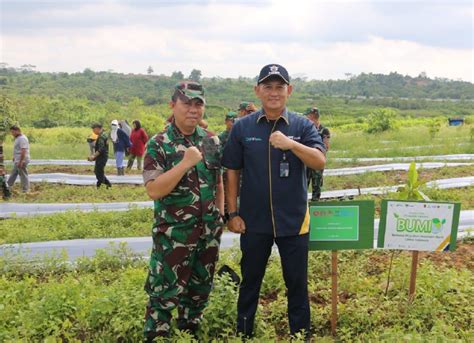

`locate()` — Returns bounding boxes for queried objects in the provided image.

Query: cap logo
[269,65,279,75]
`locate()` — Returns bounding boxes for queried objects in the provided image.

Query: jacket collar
[256,107,290,125]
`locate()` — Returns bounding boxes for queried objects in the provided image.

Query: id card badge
[279,152,290,178]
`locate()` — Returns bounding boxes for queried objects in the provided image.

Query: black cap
[257,64,290,85]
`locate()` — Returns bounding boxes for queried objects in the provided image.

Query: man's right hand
[182,147,202,169]
[228,216,246,234]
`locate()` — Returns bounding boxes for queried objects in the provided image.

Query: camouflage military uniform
[307,124,330,201]
[142,122,223,338]
[218,129,230,154]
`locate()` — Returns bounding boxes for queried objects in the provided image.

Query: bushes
[366,108,398,134]
[1,244,472,341]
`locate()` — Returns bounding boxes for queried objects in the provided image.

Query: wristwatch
[224,211,239,222]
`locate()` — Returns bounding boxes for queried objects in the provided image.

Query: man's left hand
[269,131,295,150]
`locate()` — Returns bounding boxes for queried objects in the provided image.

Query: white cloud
[1,0,472,81]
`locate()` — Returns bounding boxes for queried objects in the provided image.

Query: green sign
[310,206,359,241]
[309,200,375,251]
[377,200,461,252]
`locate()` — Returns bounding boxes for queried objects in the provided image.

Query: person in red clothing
[127,120,149,171]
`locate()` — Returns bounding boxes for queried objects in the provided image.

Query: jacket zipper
[268,120,278,237]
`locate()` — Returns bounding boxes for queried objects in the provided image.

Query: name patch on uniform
[245,137,263,142]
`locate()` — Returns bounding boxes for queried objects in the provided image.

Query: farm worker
[110,119,131,175]
[7,125,30,193]
[87,123,111,188]
[142,81,224,341]
[222,64,326,339]
[126,119,148,171]
[237,101,258,118]
[0,108,15,199]
[304,107,331,201]
[86,129,98,155]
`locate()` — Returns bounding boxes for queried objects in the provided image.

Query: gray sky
[1,0,473,81]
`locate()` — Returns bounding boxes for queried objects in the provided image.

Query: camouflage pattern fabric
[307,168,324,201]
[218,129,230,154]
[142,123,223,338]
[307,124,330,201]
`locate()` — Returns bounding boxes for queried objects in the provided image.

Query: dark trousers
[237,232,310,337]
[94,158,110,188]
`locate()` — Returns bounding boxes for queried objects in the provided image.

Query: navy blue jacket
[222,108,326,237]
[113,128,131,153]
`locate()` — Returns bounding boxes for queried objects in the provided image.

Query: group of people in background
[87,119,149,188]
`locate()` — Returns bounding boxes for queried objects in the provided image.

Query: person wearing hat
[218,111,237,152]
[110,119,131,175]
[304,107,331,201]
[142,81,224,341]
[238,101,257,118]
[88,123,112,189]
[222,64,326,338]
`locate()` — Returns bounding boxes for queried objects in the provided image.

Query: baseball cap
[174,81,206,104]
[238,102,249,111]
[225,111,237,120]
[257,64,290,85]
[303,107,320,116]
[111,119,119,126]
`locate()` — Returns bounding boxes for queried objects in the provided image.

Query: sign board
[377,200,461,252]
[309,201,375,251]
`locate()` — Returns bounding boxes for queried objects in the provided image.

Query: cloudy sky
[1,0,473,81]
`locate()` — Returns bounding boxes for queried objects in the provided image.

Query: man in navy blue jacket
[222,64,326,339]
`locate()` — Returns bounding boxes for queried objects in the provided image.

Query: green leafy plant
[397,162,429,201]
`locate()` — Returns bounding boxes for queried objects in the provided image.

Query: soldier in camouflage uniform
[142,81,224,341]
[1,97,15,200]
[237,101,257,118]
[87,123,112,188]
[304,107,331,201]
[218,111,237,153]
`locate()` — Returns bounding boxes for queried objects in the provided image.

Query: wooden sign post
[331,250,338,336]
[309,200,375,337]
[408,250,419,302]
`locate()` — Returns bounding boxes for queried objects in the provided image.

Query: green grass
[0,208,153,244]
[329,125,473,158]
[3,124,473,160]
[0,243,472,341]
[8,182,149,203]
[323,165,474,190]
[1,187,472,245]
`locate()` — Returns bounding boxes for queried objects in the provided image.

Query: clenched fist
[182,146,202,169]
[269,131,295,150]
